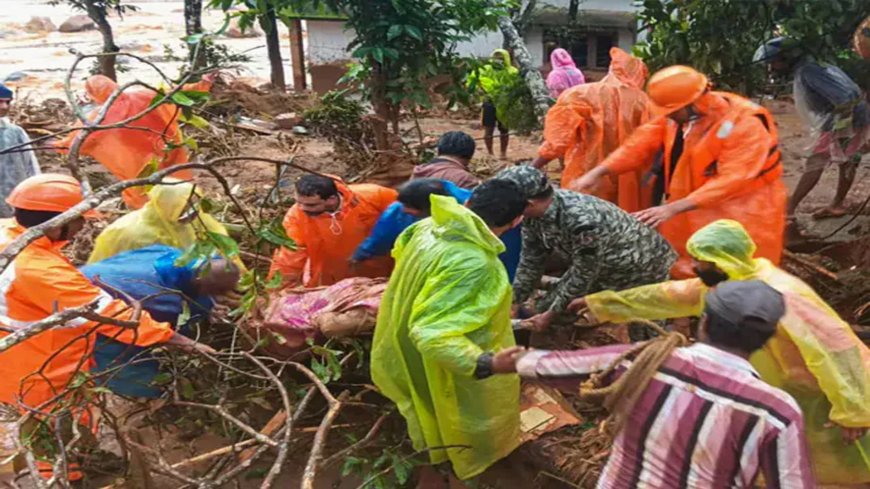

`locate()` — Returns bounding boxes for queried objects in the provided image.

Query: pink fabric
[262,277,387,350]
[546,48,586,98]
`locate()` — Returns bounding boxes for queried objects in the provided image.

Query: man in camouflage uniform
[495,165,676,331]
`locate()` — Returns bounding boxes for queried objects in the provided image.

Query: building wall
[307,20,355,65]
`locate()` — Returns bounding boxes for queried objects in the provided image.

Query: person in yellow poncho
[89,180,231,263]
[467,49,519,159]
[571,219,870,485]
[371,180,526,484]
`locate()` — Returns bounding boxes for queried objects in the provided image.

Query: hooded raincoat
[538,48,652,211]
[583,220,870,484]
[270,181,397,288]
[0,221,174,419]
[371,195,520,479]
[599,91,787,277]
[546,48,585,99]
[469,49,521,124]
[57,75,192,209]
[89,181,231,263]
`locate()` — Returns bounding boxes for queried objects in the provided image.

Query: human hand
[511,304,521,319]
[569,173,600,194]
[492,346,529,374]
[215,289,244,309]
[569,298,599,323]
[632,204,679,228]
[568,297,587,313]
[825,421,869,444]
[522,311,555,333]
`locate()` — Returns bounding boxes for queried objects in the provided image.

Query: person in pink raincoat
[546,48,586,99]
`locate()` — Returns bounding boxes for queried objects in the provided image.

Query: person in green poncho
[468,49,519,159]
[371,179,527,486]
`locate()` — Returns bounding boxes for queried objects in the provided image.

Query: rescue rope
[578,319,689,437]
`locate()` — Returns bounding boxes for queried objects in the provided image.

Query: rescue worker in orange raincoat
[56,75,195,209]
[573,66,787,278]
[271,174,397,288]
[532,48,653,212]
[0,174,213,482]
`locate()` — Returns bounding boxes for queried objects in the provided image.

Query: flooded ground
[0,0,289,99]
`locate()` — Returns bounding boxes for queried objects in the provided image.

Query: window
[595,34,617,68]
[543,32,588,68]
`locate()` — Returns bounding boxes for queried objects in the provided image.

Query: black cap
[704,280,785,327]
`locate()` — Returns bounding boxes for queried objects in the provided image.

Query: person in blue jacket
[81,245,240,397]
[352,178,522,281]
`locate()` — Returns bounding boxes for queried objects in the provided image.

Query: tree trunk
[496,15,550,119]
[260,6,286,90]
[369,61,391,151]
[84,0,119,81]
[513,0,538,36]
[184,0,206,70]
[288,19,307,91]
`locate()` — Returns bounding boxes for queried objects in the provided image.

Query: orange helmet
[647,65,709,116]
[6,174,100,217]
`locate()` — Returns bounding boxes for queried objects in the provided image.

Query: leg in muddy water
[484,125,495,156]
[788,158,826,217]
[830,159,859,213]
[498,123,509,160]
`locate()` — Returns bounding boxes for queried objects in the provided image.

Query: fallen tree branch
[321,411,390,468]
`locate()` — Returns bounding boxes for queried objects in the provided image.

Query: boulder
[274,112,303,130]
[24,16,56,33]
[58,15,96,33]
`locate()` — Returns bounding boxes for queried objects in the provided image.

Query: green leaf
[148,90,167,109]
[404,25,423,41]
[180,113,210,129]
[170,91,196,107]
[387,24,403,40]
[393,458,413,484]
[184,33,205,45]
[152,372,173,385]
[206,231,240,259]
[180,378,195,399]
[256,219,296,249]
[265,271,283,290]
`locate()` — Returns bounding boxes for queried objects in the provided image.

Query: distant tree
[50,0,135,80]
[184,0,206,69]
[209,0,288,90]
[635,0,870,94]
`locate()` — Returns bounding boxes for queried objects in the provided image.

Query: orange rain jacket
[271,181,397,288]
[57,75,193,209]
[538,48,652,211]
[599,91,787,278]
[0,221,174,416]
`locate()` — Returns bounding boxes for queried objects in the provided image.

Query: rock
[292,126,309,135]
[224,17,261,38]
[274,112,303,130]
[3,71,27,82]
[58,15,96,33]
[24,16,56,33]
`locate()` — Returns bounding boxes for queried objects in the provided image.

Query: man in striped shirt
[490,280,815,488]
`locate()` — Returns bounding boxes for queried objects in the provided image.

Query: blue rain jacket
[352,180,522,281]
[81,245,213,398]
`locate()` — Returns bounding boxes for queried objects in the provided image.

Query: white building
[302,0,641,92]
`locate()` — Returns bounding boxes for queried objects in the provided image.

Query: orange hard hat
[647,65,709,116]
[6,174,100,218]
